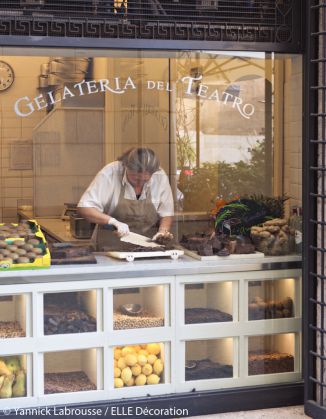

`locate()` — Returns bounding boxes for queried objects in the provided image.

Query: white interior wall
[0,56,47,222]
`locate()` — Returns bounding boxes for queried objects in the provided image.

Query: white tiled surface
[187,405,310,419]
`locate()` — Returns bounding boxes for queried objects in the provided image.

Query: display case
[248,277,298,321]
[43,349,100,394]
[248,333,297,376]
[184,282,234,324]
[0,262,302,408]
[0,294,29,338]
[112,286,167,330]
[185,338,235,381]
[43,291,98,335]
[0,354,29,399]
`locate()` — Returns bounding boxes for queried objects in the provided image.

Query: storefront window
[0,49,302,266]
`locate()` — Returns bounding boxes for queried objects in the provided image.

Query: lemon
[137,354,147,366]
[138,349,148,356]
[147,354,157,365]
[125,376,135,387]
[121,367,132,384]
[114,348,122,360]
[135,374,147,386]
[114,359,118,368]
[146,343,161,355]
[133,345,141,352]
[153,359,164,375]
[142,363,153,376]
[131,364,142,376]
[122,346,135,356]
[117,357,127,370]
[114,367,121,378]
[125,354,137,367]
[114,378,124,388]
[147,374,160,385]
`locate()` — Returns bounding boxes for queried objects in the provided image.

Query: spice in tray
[44,371,96,394]
[185,359,233,381]
[0,321,25,338]
[113,310,164,330]
[248,296,294,320]
[185,308,232,324]
[248,351,294,375]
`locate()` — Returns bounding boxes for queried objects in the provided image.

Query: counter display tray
[179,246,265,261]
[106,249,184,262]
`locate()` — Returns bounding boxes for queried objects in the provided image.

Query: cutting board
[107,249,184,262]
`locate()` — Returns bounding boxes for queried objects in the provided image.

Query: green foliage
[179,140,267,212]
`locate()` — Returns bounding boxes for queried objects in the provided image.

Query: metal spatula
[104,225,163,248]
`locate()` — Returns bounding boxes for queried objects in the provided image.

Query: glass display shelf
[43,349,99,394]
[43,291,97,335]
[113,342,165,388]
[185,338,234,381]
[248,333,296,375]
[0,294,27,338]
[248,277,297,321]
[113,286,167,330]
[184,282,234,324]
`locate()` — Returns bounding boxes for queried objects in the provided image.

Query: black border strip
[3,383,304,418]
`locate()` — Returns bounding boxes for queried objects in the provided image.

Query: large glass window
[0,49,302,263]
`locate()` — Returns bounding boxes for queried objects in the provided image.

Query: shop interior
[0,50,303,400]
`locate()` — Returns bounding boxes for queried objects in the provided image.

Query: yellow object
[114,378,124,388]
[147,354,157,365]
[121,367,132,384]
[125,377,135,387]
[0,361,11,376]
[133,345,141,352]
[114,359,118,368]
[135,374,147,386]
[12,370,26,397]
[138,349,148,356]
[153,359,164,375]
[131,364,142,377]
[0,374,14,398]
[114,349,122,360]
[114,367,121,378]
[0,221,50,271]
[142,363,153,376]
[147,374,160,385]
[137,354,147,366]
[121,346,135,356]
[146,343,160,355]
[117,358,127,370]
[0,376,4,388]
[125,354,137,367]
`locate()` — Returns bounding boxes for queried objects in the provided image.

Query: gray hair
[118,148,160,174]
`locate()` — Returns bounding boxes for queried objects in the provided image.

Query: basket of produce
[0,220,50,270]
[250,218,295,256]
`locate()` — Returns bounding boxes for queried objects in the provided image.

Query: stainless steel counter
[0,254,302,285]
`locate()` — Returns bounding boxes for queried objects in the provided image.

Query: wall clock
[0,61,14,92]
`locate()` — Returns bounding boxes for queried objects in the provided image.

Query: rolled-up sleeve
[77,171,111,212]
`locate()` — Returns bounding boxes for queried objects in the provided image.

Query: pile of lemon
[114,343,164,388]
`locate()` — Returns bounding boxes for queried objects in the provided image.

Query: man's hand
[108,217,130,237]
